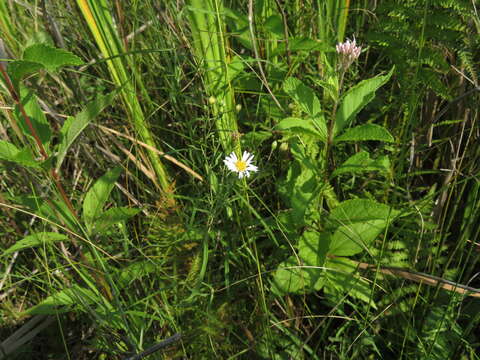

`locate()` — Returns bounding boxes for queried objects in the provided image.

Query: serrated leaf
[94,207,141,233]
[334,124,394,143]
[0,141,38,167]
[284,77,321,117]
[24,285,98,315]
[278,156,317,224]
[82,167,122,230]
[276,116,327,142]
[272,257,308,295]
[325,257,375,306]
[23,43,83,72]
[332,151,390,177]
[272,231,329,296]
[3,232,68,257]
[330,220,387,256]
[329,199,399,224]
[56,92,116,171]
[335,67,394,134]
[15,87,52,147]
[7,60,44,91]
[327,199,399,256]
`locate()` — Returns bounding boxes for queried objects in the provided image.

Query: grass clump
[0,0,480,359]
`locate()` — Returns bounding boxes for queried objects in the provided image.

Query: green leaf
[226,55,245,83]
[272,231,329,295]
[264,15,284,37]
[94,207,141,233]
[82,167,122,230]
[241,131,272,148]
[271,37,333,57]
[56,92,117,171]
[329,220,388,256]
[7,60,44,92]
[283,77,321,117]
[0,140,40,167]
[24,285,98,315]
[332,151,390,177]
[325,257,375,306]
[335,67,394,134]
[328,199,399,256]
[334,124,394,143]
[16,88,52,147]
[3,232,68,257]
[278,155,317,224]
[277,117,327,142]
[272,257,310,295]
[23,43,83,72]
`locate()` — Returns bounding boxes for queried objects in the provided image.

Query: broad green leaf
[277,117,327,142]
[56,92,117,171]
[24,285,98,315]
[325,257,375,306]
[265,15,284,37]
[272,231,329,295]
[0,141,19,159]
[94,207,141,233]
[335,67,394,134]
[327,199,399,256]
[3,232,68,257]
[329,199,399,224]
[16,88,52,147]
[226,55,245,83]
[329,220,387,256]
[223,7,252,50]
[241,130,272,148]
[334,124,394,143]
[0,141,39,167]
[332,151,390,177]
[7,60,44,91]
[272,257,308,295]
[82,167,122,230]
[278,157,317,224]
[23,43,83,72]
[271,37,333,57]
[284,77,321,117]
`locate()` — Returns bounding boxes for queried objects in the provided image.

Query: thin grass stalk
[76,0,173,197]
[187,0,240,153]
[0,2,20,55]
[337,0,350,42]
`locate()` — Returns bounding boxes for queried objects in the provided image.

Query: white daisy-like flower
[224,151,258,179]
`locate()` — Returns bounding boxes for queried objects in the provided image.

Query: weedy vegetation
[0,0,479,359]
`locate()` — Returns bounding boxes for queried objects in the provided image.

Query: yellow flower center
[235,160,247,172]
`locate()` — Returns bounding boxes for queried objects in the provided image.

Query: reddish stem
[0,64,79,221]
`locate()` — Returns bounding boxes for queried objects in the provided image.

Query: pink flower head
[336,37,362,69]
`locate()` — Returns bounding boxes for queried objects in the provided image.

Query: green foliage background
[0,0,479,359]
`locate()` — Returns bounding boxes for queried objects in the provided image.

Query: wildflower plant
[224,151,258,179]
[273,36,397,301]
[336,37,362,70]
